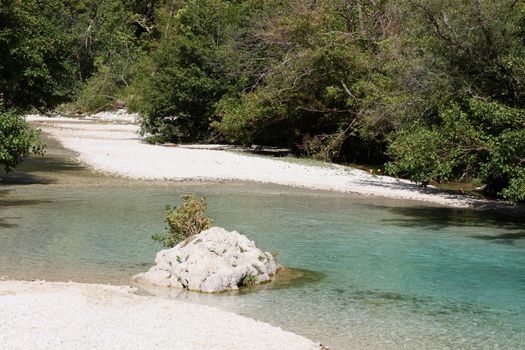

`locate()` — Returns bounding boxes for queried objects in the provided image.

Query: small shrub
[0,108,46,172]
[152,194,213,248]
[143,134,166,145]
[71,74,123,113]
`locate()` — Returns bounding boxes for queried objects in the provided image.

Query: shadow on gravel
[357,178,492,206]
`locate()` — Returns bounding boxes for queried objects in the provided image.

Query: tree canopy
[0,0,75,171]
[0,0,76,109]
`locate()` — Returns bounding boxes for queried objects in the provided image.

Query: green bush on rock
[139,194,280,292]
[152,194,213,248]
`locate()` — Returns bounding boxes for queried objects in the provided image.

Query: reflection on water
[380,206,525,247]
[471,231,525,243]
[379,205,525,230]
[0,198,52,207]
[1,134,525,349]
[0,173,56,185]
[0,217,19,228]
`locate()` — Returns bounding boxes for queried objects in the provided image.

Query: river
[1,135,524,349]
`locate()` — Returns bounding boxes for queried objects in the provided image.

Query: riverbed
[1,134,524,349]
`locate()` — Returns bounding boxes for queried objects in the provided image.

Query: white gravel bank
[27,115,488,207]
[0,280,318,350]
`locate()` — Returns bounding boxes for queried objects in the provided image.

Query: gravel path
[0,280,319,350]
[27,115,489,207]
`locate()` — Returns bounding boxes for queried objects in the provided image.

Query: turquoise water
[1,146,525,349]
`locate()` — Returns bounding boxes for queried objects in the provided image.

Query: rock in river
[132,227,280,293]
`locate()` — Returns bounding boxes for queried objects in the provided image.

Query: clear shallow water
[1,145,525,349]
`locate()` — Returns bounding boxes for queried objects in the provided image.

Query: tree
[135,0,254,142]
[384,0,525,202]
[0,0,77,172]
[215,0,393,163]
[0,0,76,109]
[64,0,156,112]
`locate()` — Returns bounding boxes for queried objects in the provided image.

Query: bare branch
[340,80,357,100]
[276,69,314,94]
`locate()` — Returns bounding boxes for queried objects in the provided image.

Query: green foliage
[152,194,213,248]
[0,0,77,109]
[384,0,525,202]
[0,0,70,171]
[2,0,524,201]
[61,0,153,113]
[211,0,398,164]
[134,0,255,142]
[401,0,525,110]
[385,127,446,186]
[70,73,123,113]
[386,99,525,202]
[0,108,45,172]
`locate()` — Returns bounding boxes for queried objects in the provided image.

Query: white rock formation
[86,109,139,123]
[132,227,280,292]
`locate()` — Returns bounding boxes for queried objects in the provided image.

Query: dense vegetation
[1,0,524,202]
[0,0,73,171]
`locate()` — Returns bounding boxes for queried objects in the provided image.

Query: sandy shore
[0,280,318,350]
[27,115,491,208]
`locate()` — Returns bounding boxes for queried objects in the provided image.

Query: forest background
[1,0,524,202]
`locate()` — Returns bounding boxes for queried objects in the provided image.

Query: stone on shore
[132,227,280,292]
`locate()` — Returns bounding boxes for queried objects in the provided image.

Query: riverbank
[26,115,494,208]
[0,280,319,350]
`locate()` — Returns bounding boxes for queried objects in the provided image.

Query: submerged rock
[132,227,280,293]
